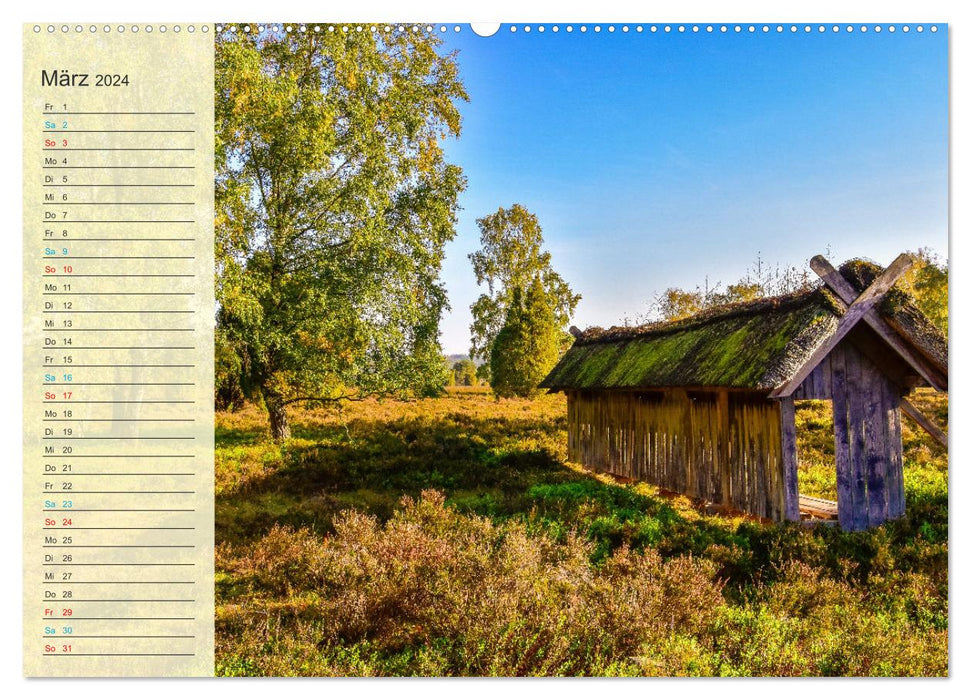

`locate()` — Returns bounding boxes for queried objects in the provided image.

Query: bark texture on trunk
[266,396,290,442]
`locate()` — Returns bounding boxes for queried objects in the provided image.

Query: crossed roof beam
[770,253,947,446]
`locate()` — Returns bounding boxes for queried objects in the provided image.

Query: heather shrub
[217,490,723,676]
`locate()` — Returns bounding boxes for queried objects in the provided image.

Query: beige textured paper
[23,24,214,677]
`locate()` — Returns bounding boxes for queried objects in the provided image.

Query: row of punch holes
[214,23,939,35]
[33,23,939,35]
[34,24,209,33]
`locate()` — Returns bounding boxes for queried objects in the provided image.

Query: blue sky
[434,24,948,355]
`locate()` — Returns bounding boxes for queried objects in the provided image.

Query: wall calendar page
[17,17,951,683]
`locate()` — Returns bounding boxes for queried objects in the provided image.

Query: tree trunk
[266,396,290,442]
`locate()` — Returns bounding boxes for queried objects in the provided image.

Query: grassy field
[214,387,948,676]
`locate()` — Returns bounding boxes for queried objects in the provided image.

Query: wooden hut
[540,255,948,531]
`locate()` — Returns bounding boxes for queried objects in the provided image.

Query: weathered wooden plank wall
[832,343,906,529]
[790,341,905,530]
[566,389,786,520]
[791,355,835,400]
[565,337,907,528]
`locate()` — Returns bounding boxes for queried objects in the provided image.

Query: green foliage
[899,248,948,334]
[452,359,478,386]
[215,390,948,676]
[214,27,468,438]
[490,279,562,398]
[469,204,580,366]
[215,331,245,411]
[476,362,491,385]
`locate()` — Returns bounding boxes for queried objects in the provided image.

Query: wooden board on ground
[799,494,839,520]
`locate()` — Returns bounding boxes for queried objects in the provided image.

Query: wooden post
[831,347,855,530]
[863,362,889,527]
[844,346,869,531]
[718,389,731,508]
[900,397,947,447]
[681,391,695,498]
[886,389,906,519]
[779,397,800,521]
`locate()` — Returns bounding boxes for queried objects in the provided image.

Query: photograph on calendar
[210,23,947,676]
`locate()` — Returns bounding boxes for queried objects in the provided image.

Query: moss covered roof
[840,259,948,372]
[541,259,948,392]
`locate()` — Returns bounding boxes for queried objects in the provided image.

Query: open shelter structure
[540,255,948,531]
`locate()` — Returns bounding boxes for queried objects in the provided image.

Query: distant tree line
[450,359,478,386]
[639,253,813,324]
[631,248,947,332]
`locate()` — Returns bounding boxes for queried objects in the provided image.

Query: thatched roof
[840,260,948,371]
[541,259,948,392]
